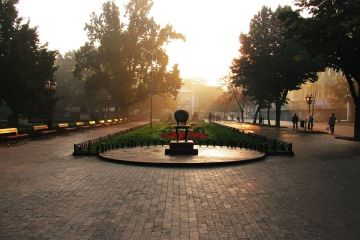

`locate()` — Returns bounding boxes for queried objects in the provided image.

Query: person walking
[208,112,213,122]
[328,113,336,134]
[307,113,314,130]
[292,113,299,129]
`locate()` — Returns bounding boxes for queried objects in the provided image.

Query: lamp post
[150,63,153,128]
[146,47,154,128]
[305,94,314,114]
[106,95,111,120]
[305,94,314,132]
[44,80,57,128]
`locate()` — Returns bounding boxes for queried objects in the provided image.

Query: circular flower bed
[160,131,208,140]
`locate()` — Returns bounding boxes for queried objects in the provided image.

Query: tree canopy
[0,0,57,126]
[54,51,89,116]
[231,6,322,127]
[74,0,185,115]
[280,0,360,138]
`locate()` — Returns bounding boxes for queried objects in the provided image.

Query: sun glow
[18,0,294,86]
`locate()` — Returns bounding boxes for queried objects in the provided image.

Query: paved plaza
[0,121,360,239]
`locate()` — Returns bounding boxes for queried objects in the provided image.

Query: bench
[0,128,28,144]
[75,121,90,129]
[113,119,119,124]
[33,125,56,137]
[57,123,76,132]
[99,120,106,126]
[89,120,101,128]
[106,119,112,125]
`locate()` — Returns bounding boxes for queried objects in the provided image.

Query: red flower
[160,131,208,140]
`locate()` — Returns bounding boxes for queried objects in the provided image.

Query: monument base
[165,140,198,155]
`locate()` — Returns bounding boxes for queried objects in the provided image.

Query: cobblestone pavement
[252,119,354,138]
[1,121,360,239]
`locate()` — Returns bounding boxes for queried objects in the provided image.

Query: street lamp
[150,62,153,128]
[145,48,154,128]
[305,94,314,114]
[106,95,111,119]
[44,80,57,128]
[44,80,57,91]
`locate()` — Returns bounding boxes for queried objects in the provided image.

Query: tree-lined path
[1,121,360,239]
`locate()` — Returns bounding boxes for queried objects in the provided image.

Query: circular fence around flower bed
[73,123,294,156]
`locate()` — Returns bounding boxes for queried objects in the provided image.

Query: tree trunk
[275,91,288,128]
[240,109,244,123]
[267,102,271,126]
[231,85,246,123]
[275,99,281,128]
[344,72,360,139]
[253,105,260,124]
[354,103,360,140]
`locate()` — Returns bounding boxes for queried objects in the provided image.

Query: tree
[221,75,248,122]
[229,84,247,122]
[231,6,321,127]
[212,93,235,116]
[281,0,360,139]
[0,0,57,126]
[54,51,88,118]
[74,0,185,117]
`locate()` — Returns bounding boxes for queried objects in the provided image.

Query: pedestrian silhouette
[328,113,336,134]
[292,113,299,129]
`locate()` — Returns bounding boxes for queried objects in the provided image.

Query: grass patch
[107,122,171,143]
[196,122,256,143]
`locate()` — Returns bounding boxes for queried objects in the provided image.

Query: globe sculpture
[165,110,198,155]
[174,110,189,142]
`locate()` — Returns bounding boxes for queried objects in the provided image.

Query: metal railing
[73,122,294,156]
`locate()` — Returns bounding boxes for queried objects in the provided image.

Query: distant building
[176,79,223,120]
[177,89,199,116]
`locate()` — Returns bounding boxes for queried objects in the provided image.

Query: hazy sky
[18,0,295,85]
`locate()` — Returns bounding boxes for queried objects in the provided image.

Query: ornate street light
[44,80,50,90]
[143,51,154,128]
[147,30,155,128]
[50,82,57,91]
[44,80,57,128]
[106,95,111,119]
[44,80,57,91]
[305,94,314,114]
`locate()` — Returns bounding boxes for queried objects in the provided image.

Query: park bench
[106,119,112,125]
[113,119,119,124]
[33,125,56,137]
[57,123,76,132]
[75,121,90,129]
[0,128,28,144]
[99,120,106,127]
[119,118,128,123]
[89,120,101,128]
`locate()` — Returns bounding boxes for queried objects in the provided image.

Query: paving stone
[0,121,360,239]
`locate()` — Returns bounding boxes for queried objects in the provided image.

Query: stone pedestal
[165,140,198,155]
